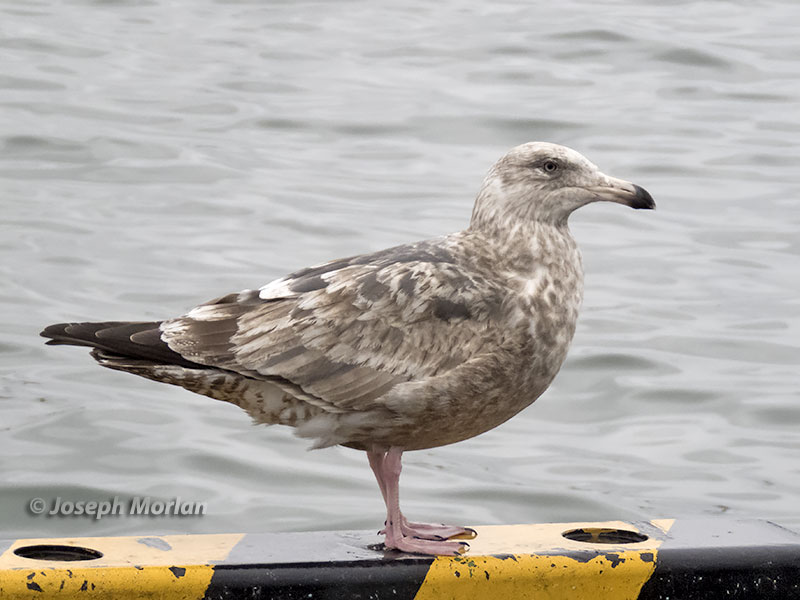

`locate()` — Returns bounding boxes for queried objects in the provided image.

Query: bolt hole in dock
[13,544,104,561]
[562,528,648,544]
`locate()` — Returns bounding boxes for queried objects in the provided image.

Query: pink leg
[367,446,472,555]
[368,449,476,541]
[367,450,389,502]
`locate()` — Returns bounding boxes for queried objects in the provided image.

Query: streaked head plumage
[471,142,654,231]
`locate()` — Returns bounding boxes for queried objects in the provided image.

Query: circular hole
[562,527,648,544]
[13,544,104,562]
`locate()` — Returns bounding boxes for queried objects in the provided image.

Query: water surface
[1,0,799,539]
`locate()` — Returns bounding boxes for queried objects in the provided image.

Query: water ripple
[1,0,799,539]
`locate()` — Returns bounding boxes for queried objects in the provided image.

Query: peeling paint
[169,566,187,579]
[604,553,625,568]
[137,537,172,551]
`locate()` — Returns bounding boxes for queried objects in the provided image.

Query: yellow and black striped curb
[1,518,799,599]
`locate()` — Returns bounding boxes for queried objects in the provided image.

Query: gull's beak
[587,175,656,210]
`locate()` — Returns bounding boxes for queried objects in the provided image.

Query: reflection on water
[1,0,799,538]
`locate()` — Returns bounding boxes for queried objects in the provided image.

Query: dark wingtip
[41,323,69,340]
[40,320,208,369]
[40,322,98,349]
[631,184,656,210]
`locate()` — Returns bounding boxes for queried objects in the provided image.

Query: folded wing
[161,239,505,413]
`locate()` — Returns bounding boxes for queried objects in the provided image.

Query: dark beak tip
[632,184,656,210]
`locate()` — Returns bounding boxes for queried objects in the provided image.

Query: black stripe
[638,545,800,599]
[204,559,433,600]
[638,520,800,600]
[203,531,433,600]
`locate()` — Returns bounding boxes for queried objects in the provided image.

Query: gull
[41,142,655,555]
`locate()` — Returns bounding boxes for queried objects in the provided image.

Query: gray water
[1,0,799,541]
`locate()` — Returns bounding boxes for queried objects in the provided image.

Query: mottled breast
[512,224,584,390]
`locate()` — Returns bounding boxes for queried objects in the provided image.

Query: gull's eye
[543,160,559,173]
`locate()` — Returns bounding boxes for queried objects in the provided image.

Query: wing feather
[160,238,506,414]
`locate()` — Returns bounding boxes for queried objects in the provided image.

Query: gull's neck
[466,173,581,275]
[466,216,579,276]
[470,171,571,233]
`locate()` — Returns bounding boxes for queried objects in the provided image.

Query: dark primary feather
[40,321,205,370]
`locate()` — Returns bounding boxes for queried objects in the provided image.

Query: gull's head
[470,142,655,232]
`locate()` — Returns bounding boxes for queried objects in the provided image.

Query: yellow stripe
[414,520,674,600]
[0,533,243,599]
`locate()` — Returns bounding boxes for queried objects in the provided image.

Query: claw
[449,527,478,540]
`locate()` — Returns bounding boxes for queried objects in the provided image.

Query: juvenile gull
[41,142,655,555]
